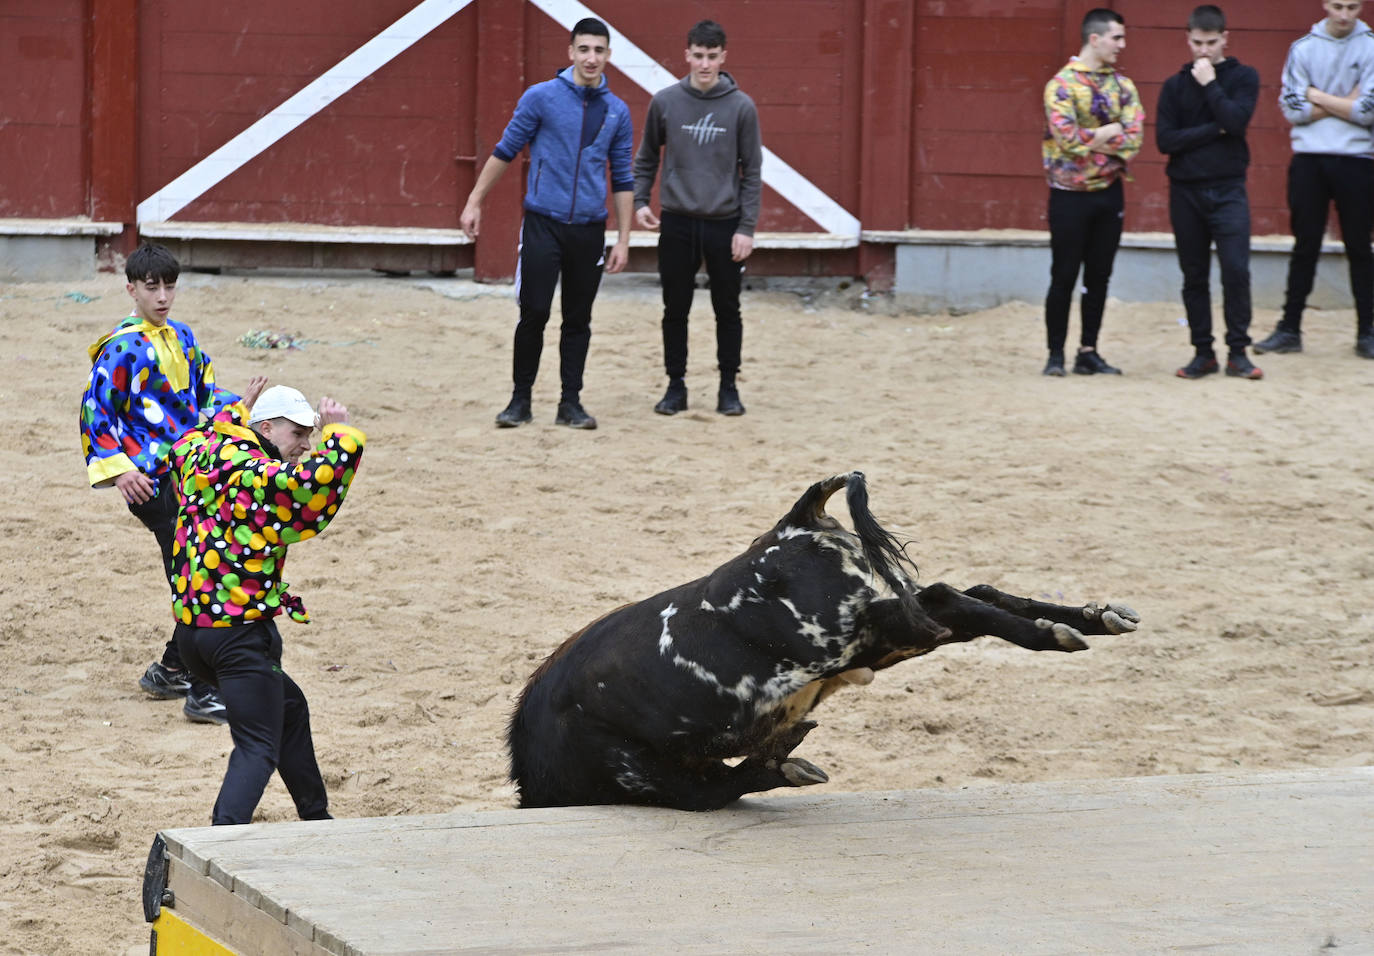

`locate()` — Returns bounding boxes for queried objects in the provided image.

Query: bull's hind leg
[638,756,827,812]
[600,721,828,812]
[962,584,1139,636]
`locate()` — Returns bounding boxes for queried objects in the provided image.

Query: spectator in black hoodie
[1156,5,1263,380]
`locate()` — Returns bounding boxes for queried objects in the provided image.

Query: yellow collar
[87,316,190,391]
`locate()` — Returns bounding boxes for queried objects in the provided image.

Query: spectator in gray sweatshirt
[633,19,763,417]
[1258,0,1374,359]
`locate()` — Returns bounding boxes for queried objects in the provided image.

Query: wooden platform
[149,767,1374,955]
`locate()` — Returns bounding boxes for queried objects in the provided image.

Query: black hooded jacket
[1155,57,1260,184]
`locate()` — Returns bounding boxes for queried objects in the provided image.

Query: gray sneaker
[1253,327,1302,354]
[554,400,597,429]
[139,661,191,699]
[183,686,228,725]
[495,395,533,427]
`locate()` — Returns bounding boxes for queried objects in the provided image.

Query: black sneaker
[1073,350,1122,375]
[654,381,688,415]
[1042,351,1066,376]
[1252,327,1302,354]
[716,385,745,416]
[554,400,597,429]
[1176,353,1219,379]
[139,661,191,699]
[183,686,228,725]
[1356,334,1374,359]
[1226,354,1263,380]
[495,395,533,428]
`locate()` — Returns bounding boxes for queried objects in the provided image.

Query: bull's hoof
[1101,603,1140,633]
[1083,602,1140,634]
[1037,618,1089,651]
[780,758,829,787]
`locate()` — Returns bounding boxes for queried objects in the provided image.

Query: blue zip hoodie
[493,66,635,225]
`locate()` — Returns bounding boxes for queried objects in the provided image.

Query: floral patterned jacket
[1042,57,1144,191]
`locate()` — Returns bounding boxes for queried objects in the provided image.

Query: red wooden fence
[0,1,1327,280]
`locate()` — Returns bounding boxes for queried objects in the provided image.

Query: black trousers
[1169,180,1252,354]
[177,619,330,826]
[513,210,606,401]
[127,474,204,686]
[1281,152,1374,335]
[657,211,743,382]
[1044,180,1124,353]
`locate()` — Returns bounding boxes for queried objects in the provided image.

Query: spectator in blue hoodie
[1257,0,1374,360]
[461,17,635,429]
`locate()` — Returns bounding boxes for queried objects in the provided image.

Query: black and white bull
[509,472,1139,811]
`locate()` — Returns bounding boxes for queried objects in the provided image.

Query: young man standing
[169,385,366,825]
[1040,8,1144,377]
[633,19,762,417]
[80,242,255,724]
[1156,5,1263,380]
[1257,0,1374,359]
[460,17,636,430]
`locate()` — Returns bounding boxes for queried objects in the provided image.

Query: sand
[1,271,1371,954]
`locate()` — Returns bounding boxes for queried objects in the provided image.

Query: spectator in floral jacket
[1040,8,1144,377]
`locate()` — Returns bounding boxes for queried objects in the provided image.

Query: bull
[509,472,1138,810]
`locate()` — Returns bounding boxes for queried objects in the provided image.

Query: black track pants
[177,619,330,826]
[1280,152,1374,335]
[1044,180,1124,353]
[657,211,743,382]
[512,211,606,401]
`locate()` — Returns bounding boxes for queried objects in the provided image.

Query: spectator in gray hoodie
[1257,0,1374,359]
[633,19,763,417]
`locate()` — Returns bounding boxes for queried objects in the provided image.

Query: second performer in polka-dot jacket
[167,400,366,628]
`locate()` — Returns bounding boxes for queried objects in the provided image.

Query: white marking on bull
[778,597,832,646]
[611,750,655,794]
[700,589,751,613]
[658,604,678,655]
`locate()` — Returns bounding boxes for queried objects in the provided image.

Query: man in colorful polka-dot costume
[168,385,365,825]
[79,242,249,725]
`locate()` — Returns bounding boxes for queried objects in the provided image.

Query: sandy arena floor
[1,271,1371,954]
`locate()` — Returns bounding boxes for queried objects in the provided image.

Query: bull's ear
[778,473,854,531]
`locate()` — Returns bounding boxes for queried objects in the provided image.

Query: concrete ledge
[866,227,1338,255]
[0,217,123,237]
[623,230,858,249]
[890,228,1358,313]
[140,221,473,245]
[136,223,862,251]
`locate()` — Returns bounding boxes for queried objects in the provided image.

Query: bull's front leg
[916,582,1138,652]
[961,584,1139,636]
[854,589,1094,662]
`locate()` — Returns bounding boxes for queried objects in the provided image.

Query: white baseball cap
[249,385,318,427]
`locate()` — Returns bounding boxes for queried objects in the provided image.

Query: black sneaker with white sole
[183,686,229,725]
[139,661,192,699]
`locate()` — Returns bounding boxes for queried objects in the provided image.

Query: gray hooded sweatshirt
[632,71,763,235]
[1280,17,1374,157]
